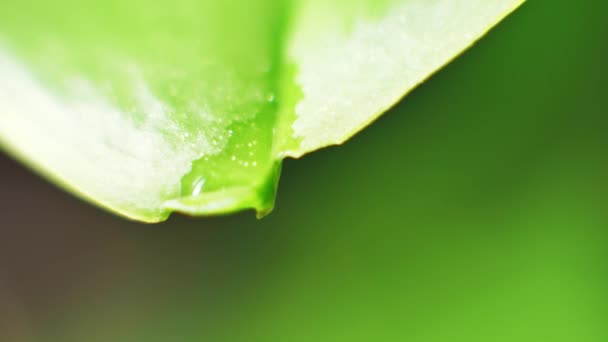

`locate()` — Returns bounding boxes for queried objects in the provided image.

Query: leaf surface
[0,0,524,222]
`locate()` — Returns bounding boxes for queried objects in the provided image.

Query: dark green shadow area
[1,0,607,341]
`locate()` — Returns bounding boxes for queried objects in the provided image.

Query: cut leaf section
[0,0,524,222]
[279,0,525,156]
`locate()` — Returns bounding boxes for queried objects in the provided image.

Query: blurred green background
[1,0,607,341]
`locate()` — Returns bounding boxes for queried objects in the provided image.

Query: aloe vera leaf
[0,0,524,222]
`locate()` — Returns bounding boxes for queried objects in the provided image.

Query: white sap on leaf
[287,0,523,156]
[0,49,218,219]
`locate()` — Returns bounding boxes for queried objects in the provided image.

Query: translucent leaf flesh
[0,0,524,222]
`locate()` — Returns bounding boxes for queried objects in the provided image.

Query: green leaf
[0,0,524,222]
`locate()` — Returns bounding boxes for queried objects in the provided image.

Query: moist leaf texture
[0,0,524,222]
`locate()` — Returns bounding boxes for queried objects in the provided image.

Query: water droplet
[191,176,206,197]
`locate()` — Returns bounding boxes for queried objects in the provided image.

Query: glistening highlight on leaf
[0,0,525,222]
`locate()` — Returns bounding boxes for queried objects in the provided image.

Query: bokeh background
[1,1,607,341]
